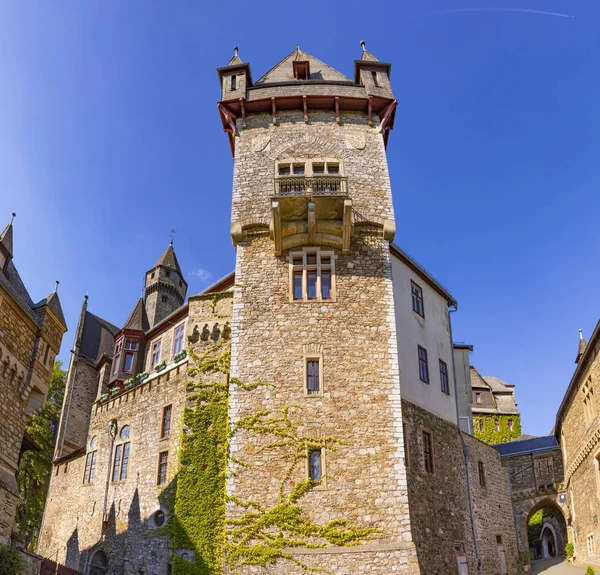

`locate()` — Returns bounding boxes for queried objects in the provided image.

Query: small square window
[496,534,503,545]
[162,296,168,303]
[307,253,317,265]
[293,164,305,175]
[278,164,291,176]
[166,271,170,278]
[326,163,339,174]
[313,164,325,174]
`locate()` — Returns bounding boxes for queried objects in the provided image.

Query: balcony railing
[274,176,348,197]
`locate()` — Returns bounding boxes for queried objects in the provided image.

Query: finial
[54,280,59,293]
[84,294,89,302]
[580,329,584,340]
[9,212,16,225]
[169,228,177,246]
[360,40,366,51]
[234,46,238,56]
[296,44,300,52]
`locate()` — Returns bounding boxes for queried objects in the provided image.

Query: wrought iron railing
[274,176,348,197]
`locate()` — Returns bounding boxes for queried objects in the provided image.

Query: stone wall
[403,399,518,575]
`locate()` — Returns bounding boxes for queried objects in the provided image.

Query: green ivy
[473,414,521,445]
[165,297,378,574]
[0,545,23,575]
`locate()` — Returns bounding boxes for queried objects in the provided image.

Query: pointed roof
[255,46,351,85]
[123,298,150,332]
[153,244,183,275]
[37,291,67,329]
[79,311,119,363]
[360,40,379,62]
[0,213,15,258]
[227,46,242,66]
[576,329,587,364]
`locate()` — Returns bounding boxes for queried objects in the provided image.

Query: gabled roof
[34,291,67,329]
[360,41,379,62]
[483,376,515,392]
[79,311,119,364]
[470,366,492,389]
[123,298,149,332]
[0,221,13,257]
[153,244,184,276]
[255,47,351,85]
[493,436,559,457]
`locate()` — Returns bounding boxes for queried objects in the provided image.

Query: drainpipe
[101,419,118,539]
[448,305,483,575]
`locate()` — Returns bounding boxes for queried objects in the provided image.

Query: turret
[144,243,187,328]
[0,212,15,273]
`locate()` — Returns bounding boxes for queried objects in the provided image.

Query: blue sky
[1,1,599,436]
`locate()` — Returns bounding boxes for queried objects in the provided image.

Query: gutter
[449,305,483,575]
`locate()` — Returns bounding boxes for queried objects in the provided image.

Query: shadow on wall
[57,479,204,575]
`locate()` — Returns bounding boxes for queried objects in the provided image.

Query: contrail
[419,7,573,18]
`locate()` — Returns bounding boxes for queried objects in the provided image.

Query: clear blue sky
[1,1,598,436]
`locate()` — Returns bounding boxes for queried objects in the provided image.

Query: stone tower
[218,45,419,573]
[144,243,187,328]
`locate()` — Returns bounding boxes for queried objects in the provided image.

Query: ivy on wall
[165,300,378,574]
[473,414,521,445]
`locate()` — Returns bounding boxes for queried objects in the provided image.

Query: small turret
[0,212,15,272]
[217,46,253,102]
[354,40,393,99]
[144,243,187,328]
[576,329,587,364]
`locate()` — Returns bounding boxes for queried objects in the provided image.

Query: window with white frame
[173,324,185,356]
[151,339,162,367]
[290,249,335,302]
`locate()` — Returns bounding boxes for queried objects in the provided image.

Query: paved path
[531,557,586,574]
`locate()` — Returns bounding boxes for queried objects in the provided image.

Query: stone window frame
[588,533,595,556]
[275,158,344,179]
[477,460,486,488]
[152,508,167,528]
[582,377,596,427]
[303,345,324,398]
[305,447,327,489]
[288,248,337,303]
[422,428,435,474]
[593,447,600,500]
[160,404,173,440]
[112,426,131,483]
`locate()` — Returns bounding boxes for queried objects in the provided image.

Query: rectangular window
[306,360,320,395]
[123,352,134,373]
[83,451,97,484]
[439,360,449,395]
[371,70,379,87]
[496,534,503,545]
[411,281,424,317]
[278,164,291,176]
[112,354,120,375]
[495,419,500,432]
[293,271,303,300]
[161,405,172,439]
[125,340,138,350]
[478,419,484,432]
[290,251,334,302]
[308,449,322,482]
[120,442,130,481]
[158,451,169,485]
[423,431,434,473]
[152,340,162,367]
[326,163,339,174]
[313,163,325,174]
[293,163,305,175]
[231,74,236,90]
[418,346,429,383]
[478,461,486,487]
[475,392,482,405]
[112,444,122,482]
[508,419,514,432]
[307,272,317,300]
[588,534,595,555]
[173,324,185,355]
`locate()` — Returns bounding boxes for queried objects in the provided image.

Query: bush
[519,550,531,565]
[586,567,595,575]
[0,545,23,575]
[565,543,574,559]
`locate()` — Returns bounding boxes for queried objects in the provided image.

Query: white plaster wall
[391,253,456,425]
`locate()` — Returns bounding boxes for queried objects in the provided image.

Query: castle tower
[218,45,418,573]
[144,243,187,328]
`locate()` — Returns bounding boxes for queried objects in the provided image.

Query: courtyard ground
[531,557,586,574]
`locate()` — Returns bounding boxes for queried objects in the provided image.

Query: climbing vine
[473,414,521,445]
[166,295,379,574]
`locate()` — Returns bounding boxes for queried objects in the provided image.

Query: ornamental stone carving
[252,134,271,153]
[345,133,366,150]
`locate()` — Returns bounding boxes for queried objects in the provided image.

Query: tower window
[478,419,484,432]
[418,346,429,384]
[161,296,168,303]
[152,340,162,367]
[43,342,50,364]
[293,61,310,80]
[371,71,379,87]
[290,250,335,302]
[494,419,500,432]
[161,405,172,439]
[308,449,322,481]
[231,74,237,90]
[157,451,169,485]
[411,281,424,317]
[125,340,138,350]
[112,440,130,482]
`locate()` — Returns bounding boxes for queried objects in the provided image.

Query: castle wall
[403,399,518,575]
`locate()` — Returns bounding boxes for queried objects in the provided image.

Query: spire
[153,244,183,275]
[576,329,588,364]
[0,212,15,259]
[359,40,379,62]
[123,298,149,332]
[227,46,242,66]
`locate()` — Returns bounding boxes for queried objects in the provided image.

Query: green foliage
[518,550,530,565]
[586,567,595,575]
[0,544,23,574]
[565,543,574,559]
[17,361,66,549]
[527,508,558,547]
[473,414,521,445]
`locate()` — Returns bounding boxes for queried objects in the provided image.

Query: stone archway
[525,499,567,560]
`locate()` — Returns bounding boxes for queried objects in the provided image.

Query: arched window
[112,426,131,482]
[89,550,108,575]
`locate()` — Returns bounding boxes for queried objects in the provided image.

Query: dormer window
[125,340,138,351]
[293,61,310,80]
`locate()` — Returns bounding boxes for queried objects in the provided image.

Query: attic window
[293,61,310,80]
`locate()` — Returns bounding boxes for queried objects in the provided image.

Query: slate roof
[493,436,559,457]
[123,298,150,332]
[79,311,120,364]
[0,260,35,318]
[255,48,351,85]
[0,221,13,257]
[153,244,184,276]
[483,376,515,391]
[34,291,67,329]
[470,366,492,389]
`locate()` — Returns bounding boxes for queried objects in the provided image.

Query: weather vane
[169,228,177,246]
